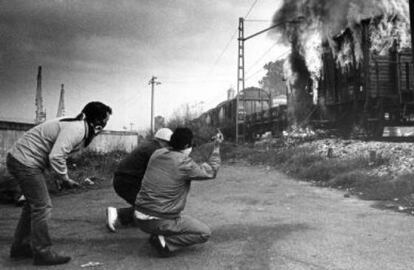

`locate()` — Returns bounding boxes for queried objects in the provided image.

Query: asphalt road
[1,164,414,269]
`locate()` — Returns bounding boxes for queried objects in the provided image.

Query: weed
[67,150,126,181]
[220,143,413,202]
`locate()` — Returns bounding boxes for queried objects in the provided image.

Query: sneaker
[148,234,170,258]
[15,195,26,207]
[106,207,118,233]
[33,250,71,266]
[10,244,33,260]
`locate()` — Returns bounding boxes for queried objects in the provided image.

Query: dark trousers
[6,154,52,253]
[0,174,22,203]
[113,175,140,225]
[135,215,211,252]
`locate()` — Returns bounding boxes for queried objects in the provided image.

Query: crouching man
[106,128,172,232]
[7,101,112,266]
[134,127,222,257]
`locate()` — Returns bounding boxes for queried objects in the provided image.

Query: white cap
[154,128,173,142]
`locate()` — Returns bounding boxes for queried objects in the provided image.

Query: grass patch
[220,143,412,202]
[47,150,127,194]
[356,174,414,201]
[67,150,126,182]
[291,156,371,182]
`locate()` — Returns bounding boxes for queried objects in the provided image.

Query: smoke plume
[271,0,410,128]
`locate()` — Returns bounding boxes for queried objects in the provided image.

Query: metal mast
[149,76,161,134]
[236,17,245,144]
[56,84,66,117]
[35,66,46,123]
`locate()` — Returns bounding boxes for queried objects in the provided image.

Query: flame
[369,15,411,56]
[272,0,410,76]
[270,0,411,126]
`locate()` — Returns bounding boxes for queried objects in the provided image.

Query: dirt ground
[2,164,414,270]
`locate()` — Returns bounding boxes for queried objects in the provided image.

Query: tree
[166,102,204,129]
[259,60,287,98]
[166,102,215,145]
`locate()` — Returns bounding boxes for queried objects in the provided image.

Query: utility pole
[236,17,245,144]
[235,16,304,143]
[148,76,161,134]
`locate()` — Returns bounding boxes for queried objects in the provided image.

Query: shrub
[67,150,127,182]
[355,174,414,200]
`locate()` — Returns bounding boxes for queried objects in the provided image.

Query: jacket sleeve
[181,147,221,181]
[49,123,85,175]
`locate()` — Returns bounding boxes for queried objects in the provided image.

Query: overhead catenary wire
[206,29,238,76]
[244,19,272,22]
[245,41,280,73]
[188,0,262,112]
[245,50,290,82]
[206,0,261,77]
[244,0,259,19]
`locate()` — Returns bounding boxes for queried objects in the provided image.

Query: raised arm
[183,130,223,181]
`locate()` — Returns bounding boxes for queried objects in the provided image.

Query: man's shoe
[15,195,27,207]
[149,234,170,258]
[33,250,71,266]
[10,244,33,260]
[106,207,118,232]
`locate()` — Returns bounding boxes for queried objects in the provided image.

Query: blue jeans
[6,154,52,253]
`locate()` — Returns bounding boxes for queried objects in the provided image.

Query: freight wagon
[314,18,414,137]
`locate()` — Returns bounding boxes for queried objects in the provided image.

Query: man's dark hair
[170,127,193,151]
[61,101,112,126]
[60,101,112,147]
[81,101,112,126]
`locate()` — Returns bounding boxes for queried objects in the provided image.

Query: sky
[0,0,288,131]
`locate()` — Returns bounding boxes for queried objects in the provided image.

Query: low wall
[0,121,35,170]
[86,130,139,153]
[0,120,139,171]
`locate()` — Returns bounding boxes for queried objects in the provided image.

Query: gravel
[301,139,414,178]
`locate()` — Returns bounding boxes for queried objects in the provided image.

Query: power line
[245,68,265,82]
[206,29,238,76]
[245,50,290,81]
[163,79,229,84]
[245,41,280,73]
[206,0,260,77]
[244,19,272,22]
[244,0,259,19]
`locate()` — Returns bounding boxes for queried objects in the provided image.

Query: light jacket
[9,119,88,175]
[135,146,221,219]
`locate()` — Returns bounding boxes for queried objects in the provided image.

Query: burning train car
[271,0,412,137]
[194,87,287,141]
[194,1,413,141]
[314,17,414,137]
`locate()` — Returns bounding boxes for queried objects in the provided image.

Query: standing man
[7,101,112,266]
[106,128,172,232]
[134,127,223,257]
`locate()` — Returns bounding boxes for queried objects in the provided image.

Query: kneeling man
[134,127,222,257]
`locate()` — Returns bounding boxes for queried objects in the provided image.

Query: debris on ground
[83,178,95,185]
[301,139,414,179]
[81,261,103,268]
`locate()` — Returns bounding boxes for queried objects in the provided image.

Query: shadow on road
[211,223,310,270]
